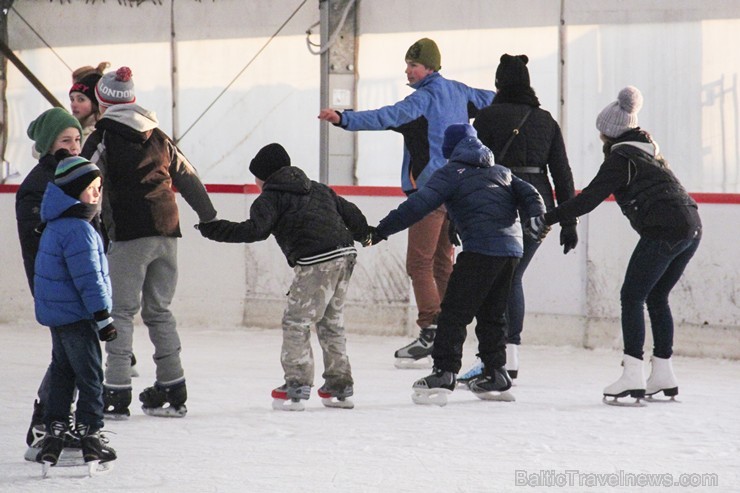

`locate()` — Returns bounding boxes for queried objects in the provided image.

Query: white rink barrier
[1,186,738,359]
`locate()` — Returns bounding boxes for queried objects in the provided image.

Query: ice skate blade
[602,396,647,407]
[87,459,114,476]
[272,398,305,411]
[645,387,678,402]
[394,356,432,370]
[321,397,354,409]
[41,461,52,478]
[473,390,516,402]
[411,388,451,406]
[104,412,130,421]
[645,392,679,403]
[142,404,187,418]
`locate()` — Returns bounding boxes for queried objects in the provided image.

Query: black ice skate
[469,367,516,402]
[103,386,132,420]
[36,421,66,477]
[271,383,311,411]
[394,326,436,369]
[139,381,188,417]
[24,399,46,461]
[76,424,116,476]
[25,414,83,465]
[318,383,354,409]
[26,399,45,446]
[411,368,455,406]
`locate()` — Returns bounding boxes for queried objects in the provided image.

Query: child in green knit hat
[26,107,82,158]
[16,106,83,461]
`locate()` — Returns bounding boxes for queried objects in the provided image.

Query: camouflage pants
[281,254,356,388]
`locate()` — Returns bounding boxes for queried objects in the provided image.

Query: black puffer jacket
[15,153,58,292]
[201,166,369,267]
[545,129,701,241]
[474,89,576,224]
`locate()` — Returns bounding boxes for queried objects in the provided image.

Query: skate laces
[86,429,116,444]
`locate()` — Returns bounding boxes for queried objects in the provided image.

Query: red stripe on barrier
[2,184,738,203]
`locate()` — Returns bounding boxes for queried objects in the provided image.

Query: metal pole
[170,0,179,141]
[0,38,62,108]
[558,0,567,137]
[318,0,330,184]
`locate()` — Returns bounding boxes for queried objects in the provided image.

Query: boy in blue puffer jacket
[368,124,548,405]
[33,156,117,474]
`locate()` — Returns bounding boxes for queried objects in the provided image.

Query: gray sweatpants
[281,254,356,388]
[104,237,184,388]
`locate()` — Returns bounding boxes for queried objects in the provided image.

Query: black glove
[196,220,230,241]
[447,220,460,247]
[98,323,118,342]
[560,223,578,254]
[362,226,375,247]
[523,214,550,243]
[368,227,387,246]
[94,310,117,342]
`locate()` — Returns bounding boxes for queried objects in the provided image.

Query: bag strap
[497,108,533,164]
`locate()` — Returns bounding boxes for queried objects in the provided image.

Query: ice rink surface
[0,322,737,492]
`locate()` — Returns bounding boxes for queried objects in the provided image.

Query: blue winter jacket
[376,137,546,258]
[340,72,494,193]
[34,183,112,327]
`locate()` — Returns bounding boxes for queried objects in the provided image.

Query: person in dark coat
[198,143,370,411]
[468,54,578,382]
[369,124,547,405]
[15,107,82,458]
[526,86,702,404]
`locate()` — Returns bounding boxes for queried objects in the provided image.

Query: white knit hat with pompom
[596,86,644,138]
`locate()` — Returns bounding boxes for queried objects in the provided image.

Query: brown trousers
[406,206,454,329]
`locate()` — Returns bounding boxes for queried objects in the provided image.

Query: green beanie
[405,38,441,72]
[26,107,82,155]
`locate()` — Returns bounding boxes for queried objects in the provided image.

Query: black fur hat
[495,54,530,89]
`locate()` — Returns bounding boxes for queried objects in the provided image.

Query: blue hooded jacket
[376,136,546,257]
[340,72,494,193]
[34,183,111,327]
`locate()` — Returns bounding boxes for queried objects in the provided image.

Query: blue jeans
[620,236,701,360]
[46,320,105,431]
[506,235,540,345]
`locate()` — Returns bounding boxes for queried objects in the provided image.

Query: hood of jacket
[262,166,312,195]
[604,128,659,159]
[447,136,494,168]
[100,103,159,133]
[39,183,99,224]
[40,183,82,222]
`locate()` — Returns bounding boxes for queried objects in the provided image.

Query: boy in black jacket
[198,143,369,411]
